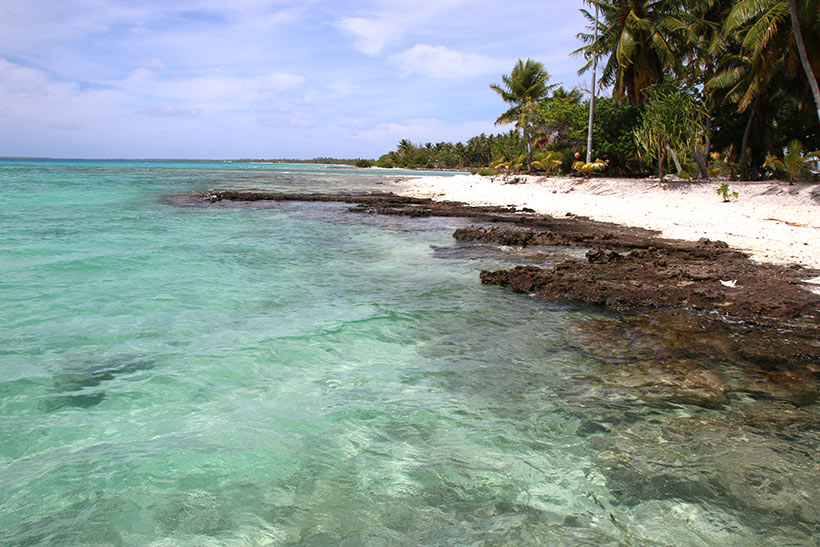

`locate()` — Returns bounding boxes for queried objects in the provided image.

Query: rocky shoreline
[175,188,820,370]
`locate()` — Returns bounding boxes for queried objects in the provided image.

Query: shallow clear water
[2,159,819,545]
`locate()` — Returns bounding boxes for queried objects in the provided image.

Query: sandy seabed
[396,174,820,272]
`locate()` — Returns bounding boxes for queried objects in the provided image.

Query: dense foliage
[376,0,820,181]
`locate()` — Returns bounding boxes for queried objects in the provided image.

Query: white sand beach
[396,174,820,271]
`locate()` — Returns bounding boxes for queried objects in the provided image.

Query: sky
[0,1,591,159]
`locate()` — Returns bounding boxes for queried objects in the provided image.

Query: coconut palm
[763,139,820,182]
[397,139,415,157]
[490,59,555,172]
[532,150,563,175]
[724,0,820,121]
[676,0,736,177]
[575,0,688,104]
[788,0,820,123]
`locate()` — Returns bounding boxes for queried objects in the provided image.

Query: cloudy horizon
[1,1,591,159]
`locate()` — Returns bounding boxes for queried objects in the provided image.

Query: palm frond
[726,0,774,30]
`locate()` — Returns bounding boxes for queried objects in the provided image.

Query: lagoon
[1,159,818,545]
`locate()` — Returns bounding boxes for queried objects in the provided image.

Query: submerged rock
[738,367,818,405]
[42,356,155,413]
[594,406,820,529]
[588,360,728,409]
[567,312,819,405]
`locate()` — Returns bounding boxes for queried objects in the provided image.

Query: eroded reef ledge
[178,189,820,367]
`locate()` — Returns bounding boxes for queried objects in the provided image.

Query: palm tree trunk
[692,143,709,179]
[740,100,758,181]
[658,144,667,182]
[692,119,711,179]
[790,0,820,124]
[586,4,599,164]
[526,131,533,173]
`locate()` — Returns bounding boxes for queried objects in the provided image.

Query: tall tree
[724,0,820,117]
[789,0,820,122]
[678,0,736,177]
[709,0,820,177]
[490,59,555,172]
[575,0,688,104]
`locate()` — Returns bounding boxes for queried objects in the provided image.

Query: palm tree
[677,0,736,177]
[763,138,820,182]
[789,0,820,123]
[724,0,820,120]
[575,0,688,104]
[490,59,555,172]
[397,139,414,157]
[708,0,820,177]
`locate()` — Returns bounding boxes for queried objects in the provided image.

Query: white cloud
[0,57,312,157]
[335,0,475,57]
[327,79,358,97]
[141,105,202,117]
[0,58,124,112]
[337,16,400,56]
[120,68,305,113]
[246,8,299,29]
[0,57,130,156]
[138,58,167,70]
[391,45,509,79]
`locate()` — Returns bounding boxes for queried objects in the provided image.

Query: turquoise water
[2,160,819,545]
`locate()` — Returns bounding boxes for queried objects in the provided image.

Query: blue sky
[0,1,590,159]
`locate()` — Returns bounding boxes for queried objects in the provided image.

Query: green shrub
[717,183,739,201]
[470,167,500,176]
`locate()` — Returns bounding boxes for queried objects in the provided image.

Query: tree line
[375,0,820,181]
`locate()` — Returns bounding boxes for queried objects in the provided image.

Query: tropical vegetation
[763,139,820,182]
[489,59,556,172]
[374,0,820,182]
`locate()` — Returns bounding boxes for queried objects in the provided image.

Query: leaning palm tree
[490,59,555,173]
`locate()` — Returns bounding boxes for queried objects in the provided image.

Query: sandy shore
[396,174,820,271]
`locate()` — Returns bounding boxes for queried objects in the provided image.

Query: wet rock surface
[480,244,820,328]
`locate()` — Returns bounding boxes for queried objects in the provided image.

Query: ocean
[1,159,818,545]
